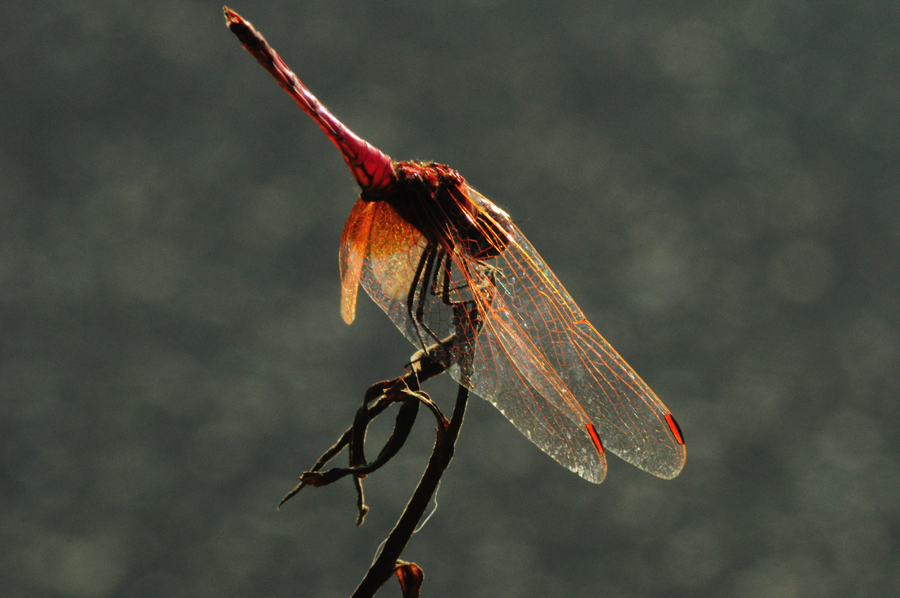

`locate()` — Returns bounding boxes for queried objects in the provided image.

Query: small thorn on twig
[355,477,370,526]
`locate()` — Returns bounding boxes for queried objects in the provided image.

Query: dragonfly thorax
[366,160,514,261]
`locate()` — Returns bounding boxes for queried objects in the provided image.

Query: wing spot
[586,423,605,454]
[665,413,685,445]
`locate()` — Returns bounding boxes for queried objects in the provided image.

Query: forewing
[458,263,609,483]
[466,189,686,479]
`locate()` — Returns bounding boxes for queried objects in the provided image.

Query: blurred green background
[3,1,899,596]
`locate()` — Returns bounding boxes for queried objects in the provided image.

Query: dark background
[3,1,899,596]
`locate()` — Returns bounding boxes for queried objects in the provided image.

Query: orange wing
[339,199,375,324]
[340,198,427,325]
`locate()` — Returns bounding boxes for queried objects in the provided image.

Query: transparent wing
[465,189,685,479]
[344,200,608,483]
[343,189,685,482]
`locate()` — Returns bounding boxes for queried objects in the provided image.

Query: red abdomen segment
[224,8,396,194]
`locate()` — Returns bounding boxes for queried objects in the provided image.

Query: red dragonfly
[226,8,685,484]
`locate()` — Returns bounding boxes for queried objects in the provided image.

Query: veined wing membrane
[346,200,608,483]
[342,189,684,482]
[341,199,428,329]
[465,188,686,479]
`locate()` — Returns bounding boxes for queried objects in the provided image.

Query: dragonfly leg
[407,252,495,384]
[406,244,447,349]
[437,254,490,335]
[408,244,501,358]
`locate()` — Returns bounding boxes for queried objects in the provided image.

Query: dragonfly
[225,8,685,484]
